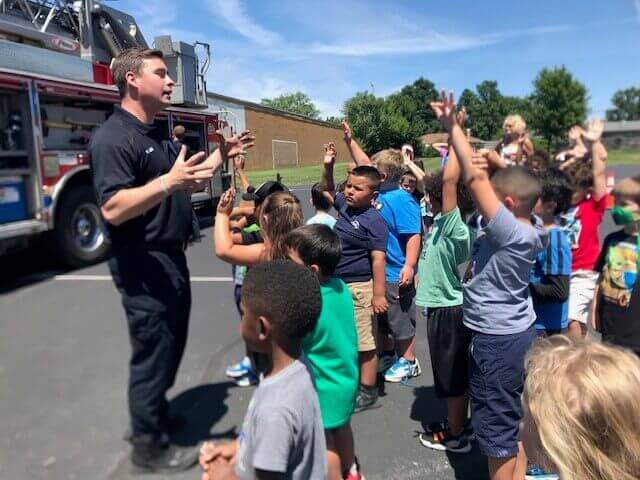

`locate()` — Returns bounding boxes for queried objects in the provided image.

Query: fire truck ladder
[0,0,79,37]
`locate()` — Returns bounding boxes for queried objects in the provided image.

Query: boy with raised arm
[320,142,389,412]
[431,92,547,480]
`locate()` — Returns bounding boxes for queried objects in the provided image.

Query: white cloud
[204,0,282,46]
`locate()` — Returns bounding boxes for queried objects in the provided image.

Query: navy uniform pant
[109,248,191,441]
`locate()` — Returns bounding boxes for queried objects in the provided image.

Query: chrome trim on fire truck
[0,219,48,240]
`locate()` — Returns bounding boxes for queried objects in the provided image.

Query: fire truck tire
[54,185,110,268]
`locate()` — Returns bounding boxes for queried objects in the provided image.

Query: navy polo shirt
[89,106,194,248]
[333,193,389,283]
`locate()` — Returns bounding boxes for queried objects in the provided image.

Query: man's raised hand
[430,90,458,132]
[223,130,256,159]
[323,142,337,166]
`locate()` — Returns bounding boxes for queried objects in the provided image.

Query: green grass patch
[607,149,640,166]
[244,150,638,187]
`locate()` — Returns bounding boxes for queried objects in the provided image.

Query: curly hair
[241,260,321,339]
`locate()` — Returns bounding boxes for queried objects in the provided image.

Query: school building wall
[207,93,349,172]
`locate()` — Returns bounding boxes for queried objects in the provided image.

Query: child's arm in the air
[342,121,372,166]
[319,142,337,201]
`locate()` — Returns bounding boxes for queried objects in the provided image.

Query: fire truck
[0,0,232,267]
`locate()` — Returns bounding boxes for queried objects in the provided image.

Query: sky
[115,0,640,119]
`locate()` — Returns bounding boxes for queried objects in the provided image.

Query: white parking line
[54,275,233,282]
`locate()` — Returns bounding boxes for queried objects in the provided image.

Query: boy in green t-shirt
[284,224,363,480]
[416,120,475,454]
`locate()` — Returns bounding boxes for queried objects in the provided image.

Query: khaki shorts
[568,270,599,324]
[347,280,377,352]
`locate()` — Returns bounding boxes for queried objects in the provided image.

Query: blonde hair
[503,114,527,135]
[260,191,304,260]
[613,175,640,204]
[524,336,640,480]
[371,149,404,182]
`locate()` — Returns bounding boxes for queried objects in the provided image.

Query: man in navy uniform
[90,47,253,473]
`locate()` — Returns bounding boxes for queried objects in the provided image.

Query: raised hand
[323,142,337,166]
[223,130,256,158]
[233,155,245,171]
[341,121,352,144]
[429,90,458,132]
[401,144,414,165]
[456,106,468,129]
[216,187,236,215]
[583,118,603,143]
[568,125,585,143]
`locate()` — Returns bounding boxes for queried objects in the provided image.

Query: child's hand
[456,107,468,129]
[568,125,584,142]
[233,156,245,171]
[217,188,236,215]
[398,265,415,287]
[583,118,603,143]
[323,142,337,166]
[206,457,235,480]
[429,91,458,132]
[342,121,352,144]
[372,294,388,315]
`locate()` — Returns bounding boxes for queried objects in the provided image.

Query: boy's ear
[309,264,321,275]
[503,195,516,212]
[258,315,271,342]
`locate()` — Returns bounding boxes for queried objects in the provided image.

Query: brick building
[206,93,348,172]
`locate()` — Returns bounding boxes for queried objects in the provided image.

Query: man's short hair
[538,168,574,215]
[350,165,382,190]
[491,166,542,214]
[311,182,332,211]
[111,47,164,98]
[241,260,321,339]
[371,149,404,182]
[173,125,185,139]
[613,175,640,204]
[284,224,342,277]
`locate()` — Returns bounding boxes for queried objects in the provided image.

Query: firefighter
[89,48,252,473]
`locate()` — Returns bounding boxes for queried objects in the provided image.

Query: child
[529,169,573,336]
[593,175,640,356]
[307,182,337,229]
[199,260,327,480]
[521,336,640,480]
[416,138,475,453]
[431,91,547,480]
[284,224,363,480]
[560,119,608,337]
[319,143,389,412]
[372,149,422,383]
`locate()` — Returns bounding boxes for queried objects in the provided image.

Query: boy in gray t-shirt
[431,93,547,480]
[199,261,326,480]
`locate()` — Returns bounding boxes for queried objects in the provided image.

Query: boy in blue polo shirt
[371,149,422,383]
[320,142,389,412]
[530,169,573,336]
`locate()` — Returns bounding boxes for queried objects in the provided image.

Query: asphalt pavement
[1,165,638,480]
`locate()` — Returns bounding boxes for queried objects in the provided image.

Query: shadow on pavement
[168,381,237,446]
[0,242,68,294]
[410,386,489,480]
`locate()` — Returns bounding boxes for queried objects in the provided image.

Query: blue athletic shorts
[469,325,536,458]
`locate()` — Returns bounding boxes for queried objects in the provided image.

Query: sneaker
[377,352,397,373]
[525,467,559,480]
[225,356,252,378]
[383,357,421,383]
[235,370,258,387]
[130,439,199,474]
[424,418,474,440]
[353,384,380,413]
[418,429,472,453]
[344,456,365,480]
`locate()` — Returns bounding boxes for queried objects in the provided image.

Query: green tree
[260,92,320,119]
[324,115,344,126]
[530,66,588,150]
[386,77,441,135]
[343,92,412,154]
[606,87,640,121]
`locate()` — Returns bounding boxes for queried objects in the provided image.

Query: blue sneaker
[525,467,559,480]
[235,369,259,387]
[225,356,252,378]
[384,357,421,383]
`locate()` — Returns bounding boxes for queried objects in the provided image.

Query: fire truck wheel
[55,185,110,268]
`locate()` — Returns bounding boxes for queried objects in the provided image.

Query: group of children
[198,91,640,480]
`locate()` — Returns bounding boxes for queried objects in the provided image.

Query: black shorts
[469,325,536,458]
[422,306,471,398]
